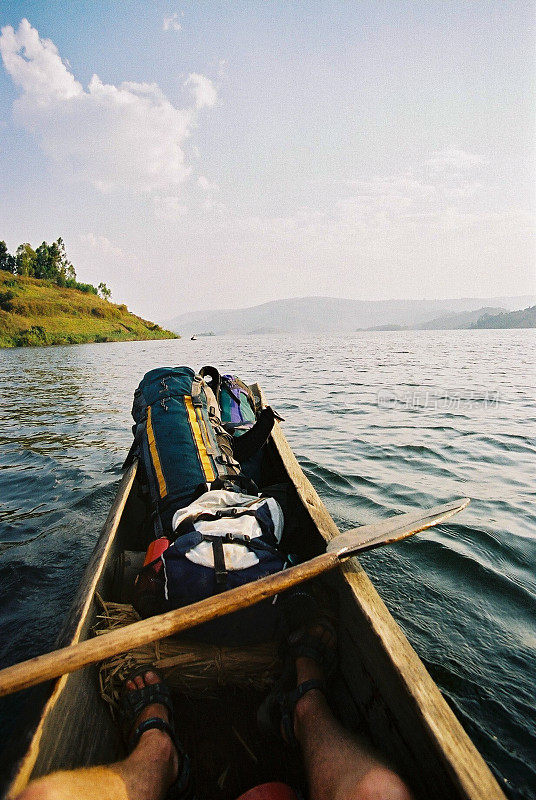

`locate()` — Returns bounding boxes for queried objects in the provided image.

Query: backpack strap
[170,528,282,559]
[234,377,257,411]
[190,374,204,405]
[173,506,279,547]
[202,378,242,480]
[211,536,227,591]
[199,366,222,404]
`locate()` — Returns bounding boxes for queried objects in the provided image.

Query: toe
[133,674,145,689]
[144,670,159,685]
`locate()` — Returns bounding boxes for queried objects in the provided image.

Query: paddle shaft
[0,495,470,698]
[0,550,340,698]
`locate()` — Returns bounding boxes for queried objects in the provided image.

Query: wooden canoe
[1,384,506,800]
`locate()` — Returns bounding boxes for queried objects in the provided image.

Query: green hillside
[0,270,178,347]
[471,306,536,329]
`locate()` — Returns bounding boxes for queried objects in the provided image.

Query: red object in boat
[236,783,298,800]
[143,537,170,567]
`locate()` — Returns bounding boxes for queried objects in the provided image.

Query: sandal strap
[129,716,175,751]
[169,751,194,800]
[279,591,338,679]
[289,679,325,704]
[128,717,194,800]
[120,681,174,733]
[287,628,337,677]
[280,679,325,749]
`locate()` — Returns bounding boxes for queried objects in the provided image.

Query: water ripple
[0,331,534,798]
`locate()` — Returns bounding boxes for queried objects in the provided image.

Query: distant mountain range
[166,295,536,335]
[471,305,536,329]
[368,307,509,331]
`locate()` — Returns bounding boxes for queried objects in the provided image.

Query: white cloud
[153,196,188,220]
[0,19,218,195]
[163,13,182,32]
[184,73,217,109]
[79,233,126,260]
[229,150,529,262]
[197,175,219,193]
[338,152,495,227]
[425,148,488,172]
[0,18,81,105]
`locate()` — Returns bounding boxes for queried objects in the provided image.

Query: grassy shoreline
[0,270,178,348]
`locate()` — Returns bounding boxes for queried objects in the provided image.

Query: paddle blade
[327,497,470,558]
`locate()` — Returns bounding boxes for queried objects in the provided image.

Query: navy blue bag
[162,537,284,645]
[134,491,286,645]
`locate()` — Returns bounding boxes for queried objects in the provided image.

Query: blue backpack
[124,366,245,536]
[163,491,286,644]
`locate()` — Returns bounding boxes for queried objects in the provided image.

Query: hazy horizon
[165,292,536,334]
[167,291,536,318]
[1,2,534,321]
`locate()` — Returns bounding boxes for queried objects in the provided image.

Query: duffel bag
[134,489,286,645]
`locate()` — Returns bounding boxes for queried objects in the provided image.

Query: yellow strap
[196,407,214,455]
[147,405,168,498]
[184,395,216,482]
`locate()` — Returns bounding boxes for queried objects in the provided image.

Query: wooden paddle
[0,497,469,698]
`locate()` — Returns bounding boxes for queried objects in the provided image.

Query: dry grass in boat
[94,595,280,713]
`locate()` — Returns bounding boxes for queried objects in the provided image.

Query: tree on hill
[54,237,77,285]
[0,238,109,298]
[471,305,536,329]
[0,241,16,273]
[15,243,37,276]
[14,238,77,283]
[98,282,112,300]
[35,240,66,280]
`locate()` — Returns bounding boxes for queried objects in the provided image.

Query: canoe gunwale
[255,383,506,800]
[4,461,138,799]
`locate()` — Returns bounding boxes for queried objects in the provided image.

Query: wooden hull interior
[3,386,505,800]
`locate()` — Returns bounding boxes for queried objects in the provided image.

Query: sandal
[258,591,338,747]
[279,590,338,679]
[257,676,326,748]
[118,665,194,800]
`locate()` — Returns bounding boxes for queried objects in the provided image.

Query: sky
[0,1,534,322]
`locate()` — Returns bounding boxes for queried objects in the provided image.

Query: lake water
[0,331,534,799]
